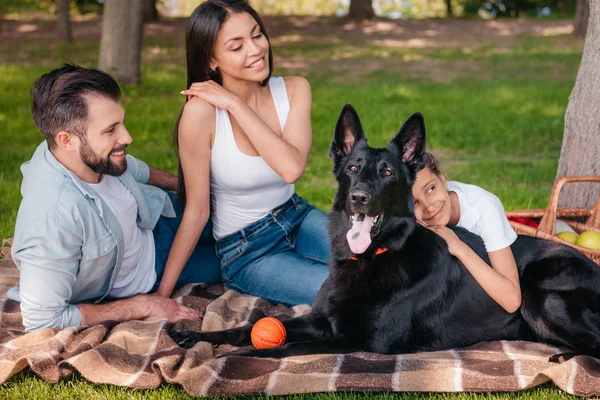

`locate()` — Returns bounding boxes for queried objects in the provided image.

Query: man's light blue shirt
[8,142,175,332]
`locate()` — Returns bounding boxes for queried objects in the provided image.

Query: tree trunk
[573,0,589,38]
[349,0,375,20]
[142,0,159,21]
[99,0,144,86]
[557,0,600,209]
[446,0,454,17]
[56,0,73,42]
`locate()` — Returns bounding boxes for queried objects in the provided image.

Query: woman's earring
[209,67,216,75]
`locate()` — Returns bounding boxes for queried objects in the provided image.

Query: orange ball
[250,317,286,349]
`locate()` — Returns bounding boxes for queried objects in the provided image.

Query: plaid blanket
[0,258,598,397]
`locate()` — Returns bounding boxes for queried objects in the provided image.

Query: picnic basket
[505,176,600,266]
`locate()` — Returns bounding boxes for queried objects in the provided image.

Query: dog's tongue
[346,213,374,255]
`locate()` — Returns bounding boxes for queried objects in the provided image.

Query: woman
[156,0,330,306]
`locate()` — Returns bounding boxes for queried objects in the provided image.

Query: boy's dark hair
[423,152,443,177]
[31,64,121,148]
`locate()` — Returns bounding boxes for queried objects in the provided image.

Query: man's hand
[144,294,202,322]
[78,293,202,326]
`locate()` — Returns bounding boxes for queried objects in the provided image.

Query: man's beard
[80,139,128,177]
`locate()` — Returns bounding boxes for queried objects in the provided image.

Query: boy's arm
[429,226,522,313]
[455,242,521,313]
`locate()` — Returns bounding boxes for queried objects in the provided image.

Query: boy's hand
[427,226,465,256]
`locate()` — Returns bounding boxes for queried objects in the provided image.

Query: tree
[99,0,144,85]
[142,0,159,22]
[446,0,454,17]
[56,0,73,42]
[573,0,589,38]
[556,0,599,208]
[349,0,374,20]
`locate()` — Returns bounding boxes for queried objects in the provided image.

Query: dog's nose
[350,190,371,207]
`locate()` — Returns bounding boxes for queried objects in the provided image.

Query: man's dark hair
[31,64,121,148]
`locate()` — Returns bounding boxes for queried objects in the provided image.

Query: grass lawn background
[0,14,585,399]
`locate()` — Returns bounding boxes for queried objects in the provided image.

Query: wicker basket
[505,176,600,266]
[0,238,11,261]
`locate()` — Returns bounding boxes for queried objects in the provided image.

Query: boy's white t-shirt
[446,181,517,252]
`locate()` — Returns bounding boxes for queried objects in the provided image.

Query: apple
[575,230,600,250]
[557,231,578,244]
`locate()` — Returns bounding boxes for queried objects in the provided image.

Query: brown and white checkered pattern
[0,258,598,397]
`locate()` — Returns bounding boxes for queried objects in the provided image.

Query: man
[8,65,221,332]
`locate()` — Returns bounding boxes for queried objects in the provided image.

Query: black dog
[170,105,600,359]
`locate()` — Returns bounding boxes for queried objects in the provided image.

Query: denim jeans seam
[219,240,247,269]
[217,238,243,253]
[297,253,329,264]
[272,216,293,246]
[245,220,273,240]
[224,279,253,297]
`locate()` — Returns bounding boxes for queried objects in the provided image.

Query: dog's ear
[329,104,366,162]
[389,112,426,169]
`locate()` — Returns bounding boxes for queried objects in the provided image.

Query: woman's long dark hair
[173,0,274,208]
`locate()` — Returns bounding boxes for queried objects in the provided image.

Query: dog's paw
[169,331,203,349]
[549,352,580,363]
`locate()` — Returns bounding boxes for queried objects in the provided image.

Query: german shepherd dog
[170,105,600,359]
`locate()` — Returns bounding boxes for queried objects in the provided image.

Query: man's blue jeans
[216,193,330,306]
[152,192,221,291]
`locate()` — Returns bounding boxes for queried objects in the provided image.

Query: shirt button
[104,246,108,252]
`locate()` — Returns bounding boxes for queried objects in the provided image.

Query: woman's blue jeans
[216,193,330,306]
[152,192,221,291]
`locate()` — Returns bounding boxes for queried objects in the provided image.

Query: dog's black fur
[170,105,600,359]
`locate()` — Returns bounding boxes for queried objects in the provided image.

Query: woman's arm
[181,77,312,183]
[228,77,312,183]
[429,226,522,313]
[155,98,214,298]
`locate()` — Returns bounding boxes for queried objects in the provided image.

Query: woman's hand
[181,80,239,110]
[427,226,466,256]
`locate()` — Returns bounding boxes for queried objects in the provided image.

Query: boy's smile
[412,167,452,227]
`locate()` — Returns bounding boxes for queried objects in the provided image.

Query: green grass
[0,16,586,399]
[0,371,582,399]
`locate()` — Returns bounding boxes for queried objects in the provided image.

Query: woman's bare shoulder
[182,97,216,119]
[179,97,216,144]
[282,76,311,100]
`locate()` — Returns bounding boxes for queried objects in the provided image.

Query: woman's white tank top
[210,77,294,240]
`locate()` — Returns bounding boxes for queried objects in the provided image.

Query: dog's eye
[383,169,393,177]
[348,165,358,173]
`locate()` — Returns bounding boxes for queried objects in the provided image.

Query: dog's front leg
[170,324,253,349]
[220,336,359,358]
[170,314,329,350]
